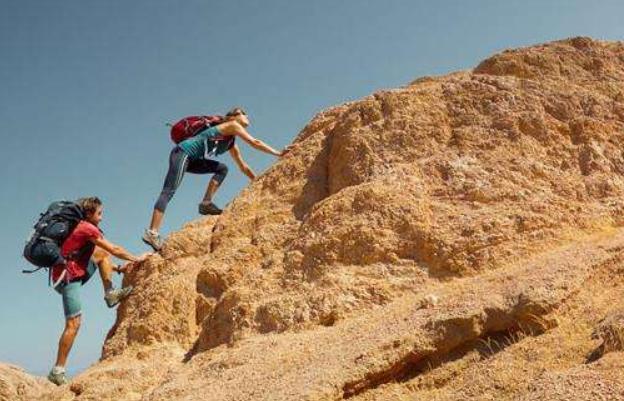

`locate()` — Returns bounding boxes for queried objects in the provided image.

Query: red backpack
[169,115,224,144]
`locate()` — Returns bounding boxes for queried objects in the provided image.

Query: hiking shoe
[199,201,222,215]
[104,286,133,308]
[47,368,68,386]
[142,229,163,251]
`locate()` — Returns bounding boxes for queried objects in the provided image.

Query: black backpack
[23,201,84,275]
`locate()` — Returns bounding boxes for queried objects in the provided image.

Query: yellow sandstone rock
[5,37,624,401]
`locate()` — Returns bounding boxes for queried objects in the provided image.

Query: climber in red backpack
[143,107,291,251]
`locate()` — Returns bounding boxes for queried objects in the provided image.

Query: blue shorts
[55,259,98,319]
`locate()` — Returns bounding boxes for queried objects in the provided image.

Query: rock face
[9,37,624,400]
[589,309,624,360]
[0,363,51,401]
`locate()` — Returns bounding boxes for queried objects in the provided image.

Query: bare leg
[92,247,113,293]
[202,178,221,203]
[149,209,164,232]
[54,315,81,367]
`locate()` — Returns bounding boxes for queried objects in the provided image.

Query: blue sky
[1,0,623,376]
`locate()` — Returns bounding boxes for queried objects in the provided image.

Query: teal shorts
[55,260,98,319]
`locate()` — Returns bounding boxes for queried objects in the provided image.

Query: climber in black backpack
[23,197,147,385]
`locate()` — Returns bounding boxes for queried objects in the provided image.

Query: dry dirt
[3,37,624,401]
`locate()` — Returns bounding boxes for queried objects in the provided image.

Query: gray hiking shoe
[104,286,133,308]
[142,229,163,251]
[47,368,68,386]
[199,201,222,215]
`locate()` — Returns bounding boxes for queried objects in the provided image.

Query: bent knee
[92,247,109,263]
[213,163,228,184]
[217,163,228,175]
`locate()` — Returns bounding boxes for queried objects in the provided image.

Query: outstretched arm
[229,144,256,180]
[91,237,141,262]
[220,121,289,156]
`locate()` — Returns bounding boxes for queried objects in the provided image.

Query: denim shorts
[55,259,98,319]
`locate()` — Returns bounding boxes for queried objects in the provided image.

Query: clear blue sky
[1,0,623,376]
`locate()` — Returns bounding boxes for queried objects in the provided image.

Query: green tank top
[178,126,235,160]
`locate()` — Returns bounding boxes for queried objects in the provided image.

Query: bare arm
[91,237,139,262]
[220,121,285,156]
[229,144,255,180]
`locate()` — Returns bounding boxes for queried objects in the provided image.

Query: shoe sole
[199,209,223,216]
[142,236,162,252]
[106,300,121,308]
[106,288,134,308]
[47,375,67,386]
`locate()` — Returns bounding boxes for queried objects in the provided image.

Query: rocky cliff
[5,37,624,401]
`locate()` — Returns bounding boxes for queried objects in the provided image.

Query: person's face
[233,111,250,127]
[87,206,103,226]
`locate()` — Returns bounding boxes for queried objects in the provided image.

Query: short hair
[225,107,247,118]
[78,196,102,216]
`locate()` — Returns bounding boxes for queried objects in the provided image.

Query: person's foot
[199,201,222,215]
[104,286,133,308]
[47,367,68,386]
[142,229,163,251]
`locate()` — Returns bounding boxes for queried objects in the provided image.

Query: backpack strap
[50,269,67,288]
[21,266,45,274]
[21,263,66,287]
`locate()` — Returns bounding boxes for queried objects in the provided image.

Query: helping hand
[114,253,151,274]
[280,144,294,157]
[113,263,133,274]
